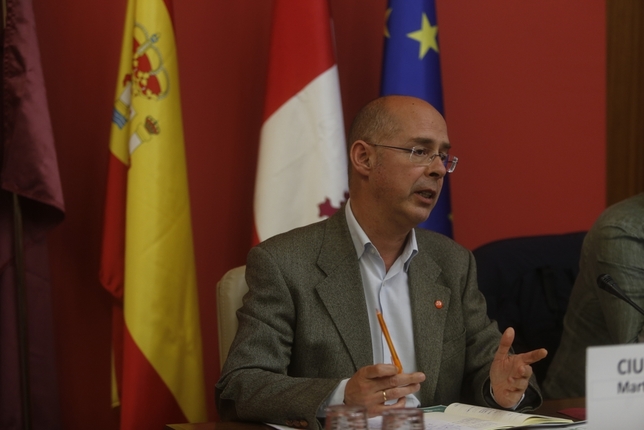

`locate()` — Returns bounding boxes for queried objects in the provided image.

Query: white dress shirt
[318,200,421,412]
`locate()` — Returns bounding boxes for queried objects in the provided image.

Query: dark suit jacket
[216,207,541,429]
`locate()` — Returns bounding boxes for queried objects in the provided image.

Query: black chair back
[473,231,586,384]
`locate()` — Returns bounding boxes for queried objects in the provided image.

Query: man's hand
[490,327,547,409]
[344,364,425,416]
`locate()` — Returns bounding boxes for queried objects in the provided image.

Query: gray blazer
[543,193,644,399]
[216,207,540,428]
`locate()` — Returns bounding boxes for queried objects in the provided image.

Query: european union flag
[381,0,453,237]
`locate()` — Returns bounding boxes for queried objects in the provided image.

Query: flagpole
[11,192,32,430]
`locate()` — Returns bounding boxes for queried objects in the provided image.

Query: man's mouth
[416,189,436,200]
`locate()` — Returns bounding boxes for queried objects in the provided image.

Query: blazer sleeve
[215,245,339,430]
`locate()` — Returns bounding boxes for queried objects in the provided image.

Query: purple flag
[1,0,65,429]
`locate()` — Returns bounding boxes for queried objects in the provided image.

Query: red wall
[438,1,606,249]
[32,1,605,429]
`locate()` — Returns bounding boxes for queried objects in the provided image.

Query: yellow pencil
[376,309,403,373]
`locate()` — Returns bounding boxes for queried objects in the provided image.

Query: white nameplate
[587,343,644,429]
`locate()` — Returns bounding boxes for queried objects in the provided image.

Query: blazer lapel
[315,209,373,372]
[408,242,451,405]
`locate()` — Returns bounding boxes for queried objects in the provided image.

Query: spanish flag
[99,0,207,428]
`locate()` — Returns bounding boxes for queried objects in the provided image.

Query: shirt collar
[345,199,418,271]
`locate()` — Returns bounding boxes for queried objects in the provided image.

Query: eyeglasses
[366,142,458,173]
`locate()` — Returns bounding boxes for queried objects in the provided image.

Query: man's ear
[350,140,374,176]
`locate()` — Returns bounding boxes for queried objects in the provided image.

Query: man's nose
[424,157,447,178]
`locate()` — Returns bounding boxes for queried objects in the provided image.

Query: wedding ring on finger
[382,390,388,403]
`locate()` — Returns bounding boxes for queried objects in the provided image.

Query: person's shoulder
[602,192,644,216]
[415,228,463,247]
[593,192,644,234]
[255,209,348,254]
[414,228,470,259]
[258,218,328,251]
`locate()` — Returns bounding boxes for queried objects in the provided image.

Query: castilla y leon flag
[99,0,207,428]
[381,0,453,237]
[253,0,349,244]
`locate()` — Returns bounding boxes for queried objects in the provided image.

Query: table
[534,397,585,420]
[165,421,271,430]
[165,398,586,430]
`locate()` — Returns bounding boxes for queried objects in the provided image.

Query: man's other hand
[490,327,548,408]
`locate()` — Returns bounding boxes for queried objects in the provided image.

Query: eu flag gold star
[384,8,392,38]
[407,12,439,59]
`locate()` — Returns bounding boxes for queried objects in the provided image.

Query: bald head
[346,95,450,238]
[348,96,399,146]
[348,95,443,145]
[347,96,445,183]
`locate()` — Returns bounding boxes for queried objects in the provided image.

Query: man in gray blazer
[216,95,546,429]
